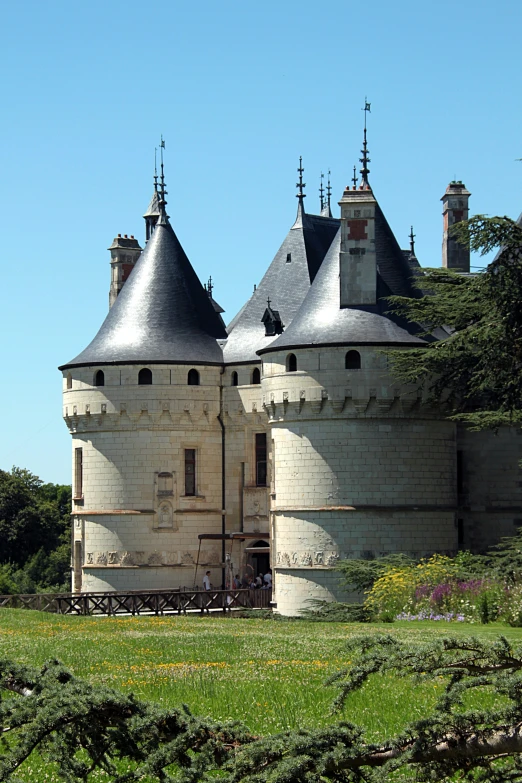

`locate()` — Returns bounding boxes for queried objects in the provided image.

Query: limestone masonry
[59,146,522,615]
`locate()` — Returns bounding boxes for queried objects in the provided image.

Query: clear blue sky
[1,0,520,485]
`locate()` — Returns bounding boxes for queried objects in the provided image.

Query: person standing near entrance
[203,571,212,591]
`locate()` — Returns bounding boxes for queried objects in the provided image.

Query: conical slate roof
[223,203,339,363]
[258,203,426,355]
[59,215,227,369]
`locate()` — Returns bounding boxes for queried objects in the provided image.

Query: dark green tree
[387,215,522,430]
[5,635,522,781]
[0,468,71,590]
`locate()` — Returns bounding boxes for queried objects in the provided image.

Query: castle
[59,135,522,615]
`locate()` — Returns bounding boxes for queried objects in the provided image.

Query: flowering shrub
[502,583,522,626]
[365,555,457,621]
[364,554,513,624]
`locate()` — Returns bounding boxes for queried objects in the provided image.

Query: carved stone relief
[157,501,173,528]
[276,550,339,568]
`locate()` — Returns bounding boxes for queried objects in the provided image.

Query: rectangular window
[255,433,267,487]
[185,449,196,496]
[74,447,83,498]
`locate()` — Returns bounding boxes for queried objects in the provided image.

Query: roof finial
[359,98,371,187]
[409,226,416,255]
[352,165,358,189]
[296,156,306,201]
[207,275,213,297]
[319,172,324,211]
[267,296,271,309]
[154,148,158,193]
[158,135,168,216]
[326,170,331,209]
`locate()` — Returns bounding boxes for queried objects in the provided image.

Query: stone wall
[458,426,522,550]
[64,363,225,592]
[262,346,458,615]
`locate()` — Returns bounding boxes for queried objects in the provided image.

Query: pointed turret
[60,167,227,369]
[143,148,161,241]
[224,159,338,363]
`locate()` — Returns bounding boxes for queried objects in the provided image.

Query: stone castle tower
[60,141,522,615]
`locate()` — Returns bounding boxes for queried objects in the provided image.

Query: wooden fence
[0,587,272,616]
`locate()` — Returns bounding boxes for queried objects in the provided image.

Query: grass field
[2,608,522,743]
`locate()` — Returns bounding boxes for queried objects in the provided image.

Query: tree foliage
[0,468,71,592]
[6,635,522,781]
[387,215,522,429]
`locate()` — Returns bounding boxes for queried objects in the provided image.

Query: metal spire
[154,148,158,192]
[352,165,358,189]
[326,170,331,210]
[296,156,306,201]
[158,135,168,216]
[359,98,371,187]
[319,172,324,211]
[409,226,416,255]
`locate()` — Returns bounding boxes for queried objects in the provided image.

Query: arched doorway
[245,539,270,578]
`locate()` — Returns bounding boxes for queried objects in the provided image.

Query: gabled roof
[258,200,426,354]
[223,205,339,363]
[59,214,227,369]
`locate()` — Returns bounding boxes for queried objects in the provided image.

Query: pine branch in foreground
[4,636,522,781]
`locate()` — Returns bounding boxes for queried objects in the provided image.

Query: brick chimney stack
[108,234,142,309]
[441,181,471,273]
[338,183,377,306]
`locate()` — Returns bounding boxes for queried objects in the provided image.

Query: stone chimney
[108,234,142,308]
[338,184,377,306]
[441,181,471,273]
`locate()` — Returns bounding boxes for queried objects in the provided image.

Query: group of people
[202,569,272,591]
[235,571,272,590]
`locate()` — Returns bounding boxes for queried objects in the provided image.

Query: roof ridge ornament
[296,156,306,201]
[326,169,331,209]
[292,156,306,228]
[409,226,416,256]
[319,172,324,212]
[352,165,358,189]
[158,136,168,223]
[154,147,158,193]
[359,98,371,188]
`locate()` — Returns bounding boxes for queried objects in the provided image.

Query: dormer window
[261,298,284,337]
[286,253,291,263]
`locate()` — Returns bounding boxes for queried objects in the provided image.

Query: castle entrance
[245,540,270,577]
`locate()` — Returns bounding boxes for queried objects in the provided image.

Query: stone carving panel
[157,501,173,528]
[244,486,269,518]
[276,550,339,568]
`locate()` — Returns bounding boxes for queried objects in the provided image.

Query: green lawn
[2,608,522,742]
